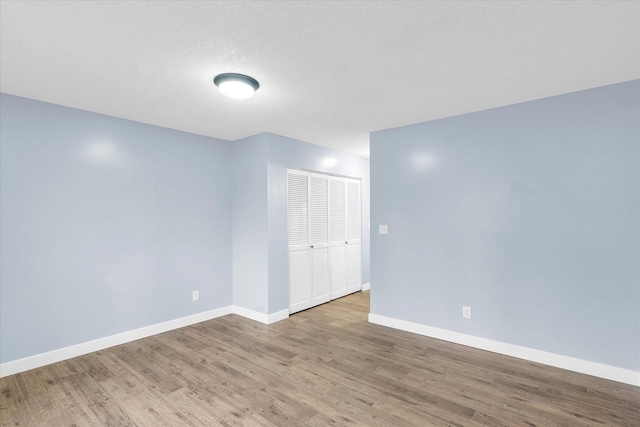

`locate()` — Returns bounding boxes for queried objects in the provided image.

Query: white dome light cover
[213,73,260,99]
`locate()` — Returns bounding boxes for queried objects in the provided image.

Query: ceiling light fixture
[213,73,260,99]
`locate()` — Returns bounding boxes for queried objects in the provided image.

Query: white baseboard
[0,304,291,378]
[362,282,370,291]
[231,306,289,325]
[368,313,639,387]
[0,305,233,378]
[266,308,290,324]
[231,305,269,323]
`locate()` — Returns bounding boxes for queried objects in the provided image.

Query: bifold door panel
[345,180,362,294]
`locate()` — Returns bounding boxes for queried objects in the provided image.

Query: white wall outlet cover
[379,225,388,234]
[192,290,200,301]
[462,306,472,319]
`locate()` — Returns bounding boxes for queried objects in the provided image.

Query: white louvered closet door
[309,173,330,308]
[345,179,362,294]
[288,169,361,314]
[287,170,311,314]
[329,178,348,299]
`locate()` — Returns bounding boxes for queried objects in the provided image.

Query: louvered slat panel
[330,179,345,242]
[287,173,308,246]
[346,180,360,240]
[310,175,328,244]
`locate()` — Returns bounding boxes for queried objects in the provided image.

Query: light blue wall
[0,94,371,364]
[370,80,640,371]
[0,94,233,363]
[266,133,370,313]
[232,134,269,313]
[0,94,369,363]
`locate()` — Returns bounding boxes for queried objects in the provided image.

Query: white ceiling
[1,1,639,158]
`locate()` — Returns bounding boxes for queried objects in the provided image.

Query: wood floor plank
[1,291,638,426]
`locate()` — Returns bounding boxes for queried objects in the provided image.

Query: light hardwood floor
[1,291,638,426]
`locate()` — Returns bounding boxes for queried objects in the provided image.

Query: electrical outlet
[462,306,472,319]
[192,290,200,301]
[379,224,388,234]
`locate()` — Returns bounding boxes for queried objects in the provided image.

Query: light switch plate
[379,225,388,235]
[192,290,200,301]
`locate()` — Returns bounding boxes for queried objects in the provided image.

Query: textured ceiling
[1,1,639,158]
